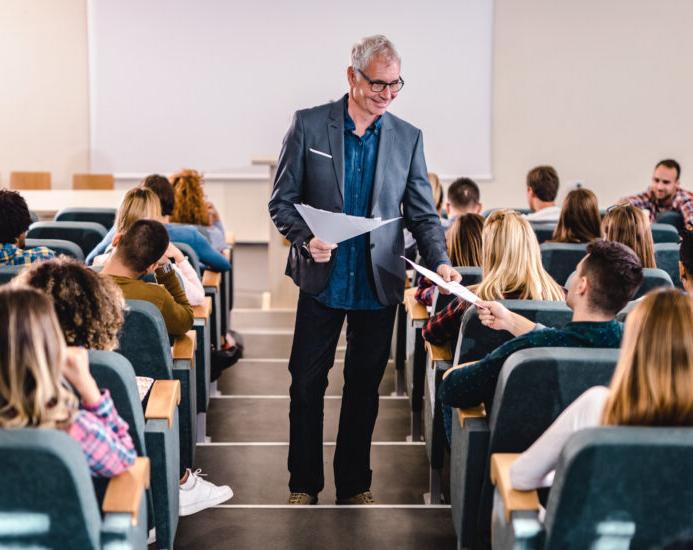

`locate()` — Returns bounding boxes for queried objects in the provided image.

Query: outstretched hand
[435,264,462,294]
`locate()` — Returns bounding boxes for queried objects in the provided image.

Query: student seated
[510,287,693,491]
[0,285,135,477]
[102,219,194,337]
[415,213,483,306]
[16,257,233,515]
[442,177,482,229]
[524,165,561,222]
[679,230,693,293]
[87,175,230,272]
[622,158,693,230]
[422,209,564,345]
[429,172,444,217]
[549,188,601,243]
[0,189,55,266]
[170,169,229,252]
[93,186,204,306]
[439,240,644,414]
[601,203,656,268]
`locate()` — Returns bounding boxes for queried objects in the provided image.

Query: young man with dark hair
[102,219,194,336]
[0,189,55,266]
[623,159,693,230]
[445,177,482,223]
[679,230,693,293]
[439,239,644,413]
[524,165,561,222]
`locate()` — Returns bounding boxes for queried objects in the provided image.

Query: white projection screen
[88,0,493,178]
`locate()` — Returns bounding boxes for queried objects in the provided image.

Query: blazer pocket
[309,147,332,159]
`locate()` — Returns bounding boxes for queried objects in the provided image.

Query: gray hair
[350,35,401,73]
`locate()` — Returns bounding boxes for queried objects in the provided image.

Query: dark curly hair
[0,189,32,244]
[15,257,125,350]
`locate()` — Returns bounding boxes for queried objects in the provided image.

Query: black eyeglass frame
[357,69,404,93]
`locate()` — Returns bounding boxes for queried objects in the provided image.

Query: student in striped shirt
[0,285,135,478]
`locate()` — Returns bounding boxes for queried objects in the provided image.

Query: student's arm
[476,301,537,337]
[422,299,468,345]
[155,267,194,336]
[189,229,231,272]
[676,192,693,231]
[174,260,205,306]
[86,226,116,265]
[510,387,609,490]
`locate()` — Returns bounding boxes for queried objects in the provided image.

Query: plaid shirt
[0,243,55,266]
[67,390,136,478]
[415,277,436,306]
[624,188,693,229]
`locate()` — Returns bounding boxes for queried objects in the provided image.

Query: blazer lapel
[327,101,345,202]
[370,113,393,213]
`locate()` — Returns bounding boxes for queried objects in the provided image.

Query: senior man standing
[269,35,460,505]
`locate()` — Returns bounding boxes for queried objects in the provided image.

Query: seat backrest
[540,243,588,285]
[531,223,556,244]
[9,171,51,190]
[24,238,85,262]
[117,300,173,379]
[633,267,674,299]
[615,300,638,322]
[0,265,26,285]
[655,210,685,232]
[173,241,201,276]
[55,207,116,231]
[453,300,573,365]
[545,427,693,549]
[0,429,101,549]
[27,221,107,257]
[651,222,679,243]
[72,173,115,190]
[654,242,682,288]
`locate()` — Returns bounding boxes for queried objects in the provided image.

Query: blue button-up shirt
[316,96,383,310]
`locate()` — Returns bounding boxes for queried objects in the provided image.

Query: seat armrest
[456,405,486,428]
[193,296,212,320]
[490,453,540,521]
[145,380,181,428]
[425,341,452,363]
[202,270,221,289]
[172,330,197,361]
[403,288,428,323]
[102,457,151,525]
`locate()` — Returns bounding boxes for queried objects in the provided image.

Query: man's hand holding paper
[403,257,485,308]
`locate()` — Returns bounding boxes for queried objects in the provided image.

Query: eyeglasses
[357,69,404,93]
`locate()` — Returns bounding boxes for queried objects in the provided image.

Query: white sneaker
[147,528,156,545]
[179,469,233,516]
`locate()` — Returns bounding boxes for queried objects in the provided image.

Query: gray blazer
[268,97,449,306]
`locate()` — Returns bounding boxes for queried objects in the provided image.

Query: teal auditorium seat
[0,265,25,285]
[24,238,85,261]
[651,222,679,243]
[424,301,573,504]
[0,429,147,549]
[118,299,197,473]
[27,221,107,257]
[491,427,693,549]
[655,209,684,233]
[89,350,180,550]
[451,347,619,549]
[173,242,201,276]
[55,207,117,231]
[654,242,682,288]
[540,243,587,285]
[530,223,556,244]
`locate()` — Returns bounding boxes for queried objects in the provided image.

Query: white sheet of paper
[295,204,401,244]
[402,257,481,305]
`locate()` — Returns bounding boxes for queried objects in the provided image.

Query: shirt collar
[343,94,382,135]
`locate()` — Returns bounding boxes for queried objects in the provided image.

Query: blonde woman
[0,285,136,477]
[510,287,693,491]
[92,187,205,306]
[601,203,656,268]
[416,213,484,306]
[422,209,564,344]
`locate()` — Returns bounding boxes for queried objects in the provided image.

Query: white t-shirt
[524,205,562,223]
[510,386,609,490]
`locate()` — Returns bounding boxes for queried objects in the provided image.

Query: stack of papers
[294,204,401,244]
[403,257,481,305]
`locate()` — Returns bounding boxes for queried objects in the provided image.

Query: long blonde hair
[475,209,564,301]
[115,187,162,234]
[603,289,693,426]
[0,286,78,429]
[601,204,656,268]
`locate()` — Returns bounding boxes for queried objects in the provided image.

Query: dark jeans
[288,292,397,499]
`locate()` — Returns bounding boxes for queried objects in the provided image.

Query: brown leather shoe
[288,492,318,505]
[336,491,375,505]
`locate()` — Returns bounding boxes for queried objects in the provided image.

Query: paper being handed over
[402,257,481,305]
[295,204,401,244]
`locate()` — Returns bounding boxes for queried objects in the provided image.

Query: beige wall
[486,0,693,209]
[0,0,89,189]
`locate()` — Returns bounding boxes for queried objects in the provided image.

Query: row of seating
[7,171,116,190]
